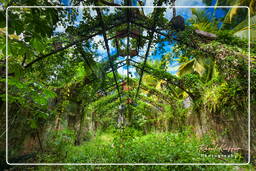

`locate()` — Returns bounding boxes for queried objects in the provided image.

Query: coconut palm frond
[193,59,205,77]
[177,59,195,76]
[233,15,256,40]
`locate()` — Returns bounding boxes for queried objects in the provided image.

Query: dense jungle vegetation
[0,0,256,170]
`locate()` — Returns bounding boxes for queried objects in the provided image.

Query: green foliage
[181,74,202,93]
[88,93,119,113]
[40,129,76,162]
[216,31,249,50]
[2,2,254,167]
[37,128,242,170]
[232,15,256,40]
[189,9,219,33]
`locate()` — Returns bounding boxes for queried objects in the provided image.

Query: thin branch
[21,53,27,66]
[24,22,123,69]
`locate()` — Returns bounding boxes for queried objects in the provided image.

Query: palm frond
[177,59,195,76]
[193,58,205,77]
[233,15,256,40]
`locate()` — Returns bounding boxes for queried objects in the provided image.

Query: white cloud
[132,56,143,63]
[117,65,137,78]
[74,6,84,25]
[117,66,127,76]
[167,64,179,72]
[108,7,116,14]
[167,61,180,75]
[90,8,97,18]
[129,66,137,78]
[143,0,205,19]
[176,0,205,18]
[143,2,154,16]
[54,25,66,33]
[92,35,105,53]
[164,8,173,20]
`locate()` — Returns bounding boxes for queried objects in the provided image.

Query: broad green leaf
[33,96,48,105]
[233,15,256,40]
[37,111,49,119]
[8,77,25,89]
[177,59,195,76]
[31,37,44,52]
[193,59,205,76]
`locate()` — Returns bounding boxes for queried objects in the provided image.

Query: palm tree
[220,0,256,22]
[216,0,256,40]
[177,56,216,83]
[189,8,218,33]
[232,15,256,40]
[176,9,217,82]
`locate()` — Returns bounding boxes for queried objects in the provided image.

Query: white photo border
[5,5,251,165]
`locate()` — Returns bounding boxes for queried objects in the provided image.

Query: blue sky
[56,0,228,77]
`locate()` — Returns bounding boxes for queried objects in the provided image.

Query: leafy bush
[36,128,247,170]
[39,129,76,163]
[39,128,242,166]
